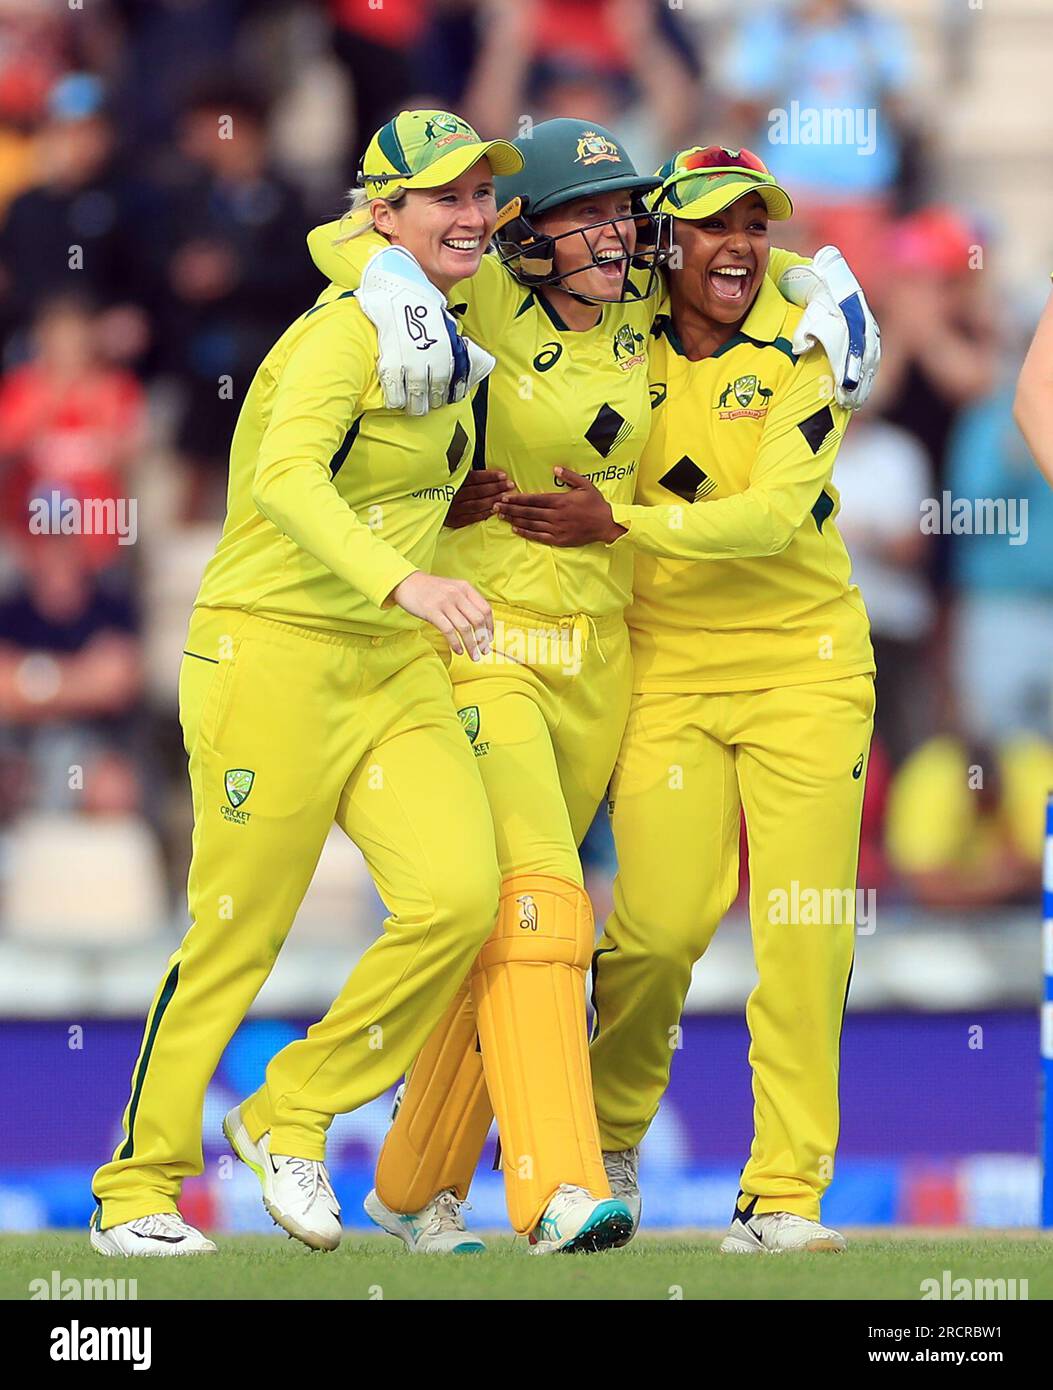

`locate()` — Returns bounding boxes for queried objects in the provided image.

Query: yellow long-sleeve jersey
[307,221,810,622]
[309,224,652,619]
[194,282,476,636]
[612,275,874,692]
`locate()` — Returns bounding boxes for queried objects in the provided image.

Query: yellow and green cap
[651,145,793,222]
[360,109,523,200]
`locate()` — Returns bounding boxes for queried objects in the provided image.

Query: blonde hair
[334,186,406,244]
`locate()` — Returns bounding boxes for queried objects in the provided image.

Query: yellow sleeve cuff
[609,503,636,542]
[364,554,418,610]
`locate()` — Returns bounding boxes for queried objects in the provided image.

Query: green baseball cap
[652,145,793,222]
[361,109,523,200]
[493,118,659,218]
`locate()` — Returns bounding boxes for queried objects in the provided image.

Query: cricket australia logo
[424,113,473,149]
[612,323,646,371]
[517,894,539,931]
[575,130,621,166]
[221,768,254,825]
[457,705,490,757]
[717,374,773,421]
[225,769,254,807]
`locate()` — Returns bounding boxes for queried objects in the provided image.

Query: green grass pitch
[3,1232,1052,1300]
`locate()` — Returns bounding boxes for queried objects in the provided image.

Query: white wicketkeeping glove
[778,245,881,409]
[354,244,496,415]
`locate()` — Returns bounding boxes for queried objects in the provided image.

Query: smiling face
[372,158,497,292]
[669,192,771,324]
[533,189,638,302]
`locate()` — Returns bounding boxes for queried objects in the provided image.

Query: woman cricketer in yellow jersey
[296,122,879,1253]
[89,111,525,1258]
[498,146,877,1254]
[262,116,669,1255]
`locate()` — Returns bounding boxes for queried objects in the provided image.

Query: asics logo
[533,342,563,372]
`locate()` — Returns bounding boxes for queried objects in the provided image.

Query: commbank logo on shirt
[555,460,636,488]
[411,484,456,501]
[446,421,469,472]
[585,403,633,458]
[659,454,717,503]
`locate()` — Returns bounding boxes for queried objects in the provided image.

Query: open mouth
[708,265,752,302]
[442,237,482,257]
[595,248,627,281]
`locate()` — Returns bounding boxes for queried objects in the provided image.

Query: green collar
[535,290,572,332]
[657,275,796,361]
[518,287,606,334]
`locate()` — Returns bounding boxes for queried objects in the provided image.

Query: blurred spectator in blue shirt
[723,0,916,290]
[946,376,1053,742]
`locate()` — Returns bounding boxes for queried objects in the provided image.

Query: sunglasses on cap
[666,146,772,185]
[653,146,777,215]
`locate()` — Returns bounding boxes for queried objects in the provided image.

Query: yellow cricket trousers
[93,606,500,1229]
[449,606,633,872]
[373,604,634,1231]
[590,674,875,1222]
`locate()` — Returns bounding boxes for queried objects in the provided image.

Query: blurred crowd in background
[0,0,1051,941]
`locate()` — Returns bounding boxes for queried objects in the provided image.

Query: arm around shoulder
[611,347,848,562]
[252,306,417,608]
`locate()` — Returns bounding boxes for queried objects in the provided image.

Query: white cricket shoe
[90,1210,217,1257]
[603,1146,641,1245]
[223,1104,341,1252]
[364,1186,485,1254]
[529,1184,634,1255]
[720,1208,846,1255]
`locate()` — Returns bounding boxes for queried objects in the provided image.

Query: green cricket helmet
[492,118,670,304]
